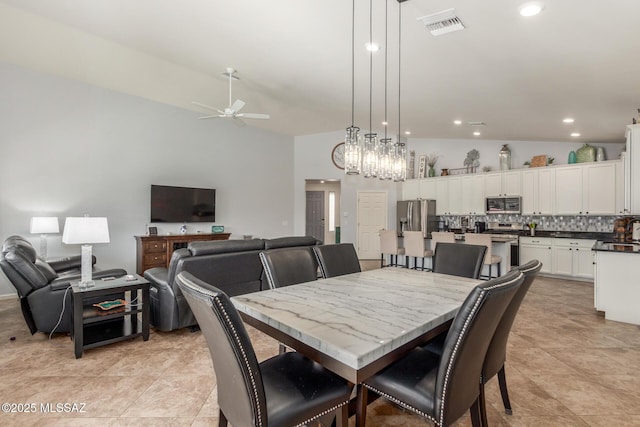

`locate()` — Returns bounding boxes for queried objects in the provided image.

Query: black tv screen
[150,185,216,223]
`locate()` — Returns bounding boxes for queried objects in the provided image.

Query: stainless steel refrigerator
[397,199,438,237]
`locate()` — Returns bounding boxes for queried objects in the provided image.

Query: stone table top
[232,268,480,372]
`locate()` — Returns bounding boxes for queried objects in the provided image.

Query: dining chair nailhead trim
[212,295,264,427]
[363,383,439,426]
[294,400,350,427]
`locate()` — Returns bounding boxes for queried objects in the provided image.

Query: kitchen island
[426,234,515,276]
[593,241,640,325]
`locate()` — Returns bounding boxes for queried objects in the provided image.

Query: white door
[357,191,388,260]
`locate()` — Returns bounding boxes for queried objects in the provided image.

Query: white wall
[0,62,295,296]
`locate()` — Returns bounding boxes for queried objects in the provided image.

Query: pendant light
[393,0,407,182]
[362,0,378,178]
[345,0,362,175]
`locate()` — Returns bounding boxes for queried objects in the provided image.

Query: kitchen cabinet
[552,239,595,279]
[519,237,553,274]
[402,180,420,200]
[583,162,617,215]
[461,175,485,215]
[447,177,463,215]
[436,178,450,215]
[484,170,521,197]
[418,178,438,200]
[625,124,640,214]
[555,161,619,215]
[521,167,555,215]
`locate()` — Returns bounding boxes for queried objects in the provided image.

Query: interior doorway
[305,180,341,244]
[356,191,388,260]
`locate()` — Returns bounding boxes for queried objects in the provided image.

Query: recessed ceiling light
[453,120,462,125]
[473,131,481,136]
[382,121,388,126]
[519,1,544,17]
[563,118,575,123]
[404,131,411,135]
[365,43,380,52]
[571,132,581,137]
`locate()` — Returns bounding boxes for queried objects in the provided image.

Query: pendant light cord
[351,0,355,127]
[369,0,373,135]
[398,2,402,143]
[384,0,388,140]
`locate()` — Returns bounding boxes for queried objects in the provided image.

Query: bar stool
[464,233,502,279]
[403,231,433,271]
[379,230,404,268]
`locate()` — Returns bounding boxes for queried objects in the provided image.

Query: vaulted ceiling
[1,0,639,143]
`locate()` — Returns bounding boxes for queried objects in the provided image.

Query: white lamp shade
[62,217,110,244]
[30,217,60,234]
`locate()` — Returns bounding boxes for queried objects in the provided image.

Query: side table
[71,274,150,358]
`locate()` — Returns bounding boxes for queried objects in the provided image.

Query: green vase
[428,166,435,177]
[568,150,577,164]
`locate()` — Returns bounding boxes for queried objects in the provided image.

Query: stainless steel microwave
[485,196,522,214]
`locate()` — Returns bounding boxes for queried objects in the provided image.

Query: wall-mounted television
[150,185,216,223]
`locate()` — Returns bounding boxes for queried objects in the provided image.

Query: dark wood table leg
[355,383,368,427]
[73,292,83,359]
[142,285,150,341]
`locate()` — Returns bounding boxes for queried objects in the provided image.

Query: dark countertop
[447,229,613,241]
[592,241,640,253]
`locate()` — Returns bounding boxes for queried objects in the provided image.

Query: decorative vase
[428,166,436,177]
[530,228,535,236]
[499,144,511,170]
[441,168,449,176]
[568,150,577,164]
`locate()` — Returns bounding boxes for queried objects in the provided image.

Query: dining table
[231,267,480,384]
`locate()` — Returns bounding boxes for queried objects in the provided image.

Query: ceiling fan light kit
[192,67,270,124]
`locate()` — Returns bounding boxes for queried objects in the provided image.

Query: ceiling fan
[192,68,270,124]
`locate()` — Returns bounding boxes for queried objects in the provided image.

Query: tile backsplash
[444,214,615,233]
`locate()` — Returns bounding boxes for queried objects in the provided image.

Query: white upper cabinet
[419,179,438,200]
[626,124,640,214]
[447,176,464,215]
[582,162,617,215]
[555,161,619,215]
[402,180,420,200]
[522,167,555,215]
[436,178,450,215]
[461,175,485,215]
[484,170,521,197]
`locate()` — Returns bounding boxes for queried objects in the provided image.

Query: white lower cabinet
[519,237,553,274]
[521,237,595,279]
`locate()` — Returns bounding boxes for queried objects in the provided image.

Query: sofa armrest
[144,267,169,290]
[48,255,97,273]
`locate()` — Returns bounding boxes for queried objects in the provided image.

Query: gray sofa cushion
[188,239,265,256]
[264,236,321,249]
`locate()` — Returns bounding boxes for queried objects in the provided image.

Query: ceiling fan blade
[198,114,225,119]
[237,113,270,120]
[233,117,247,127]
[191,101,221,112]
[230,99,245,112]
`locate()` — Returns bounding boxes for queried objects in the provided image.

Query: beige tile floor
[1,266,639,426]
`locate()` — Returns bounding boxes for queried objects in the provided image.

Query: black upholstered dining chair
[432,242,487,279]
[478,259,542,425]
[356,269,525,427]
[422,260,542,426]
[313,243,361,278]
[259,246,319,289]
[176,271,352,427]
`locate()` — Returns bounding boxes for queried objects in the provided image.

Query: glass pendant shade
[378,138,393,180]
[345,126,362,175]
[393,143,407,182]
[362,133,379,178]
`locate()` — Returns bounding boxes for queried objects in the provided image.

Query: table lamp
[29,217,60,259]
[62,216,110,288]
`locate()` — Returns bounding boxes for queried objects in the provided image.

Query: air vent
[417,8,465,36]
[468,121,486,127]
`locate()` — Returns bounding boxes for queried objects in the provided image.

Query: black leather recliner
[0,235,127,334]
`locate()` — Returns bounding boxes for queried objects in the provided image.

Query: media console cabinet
[135,233,231,274]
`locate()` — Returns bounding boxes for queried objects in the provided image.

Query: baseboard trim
[0,293,18,301]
